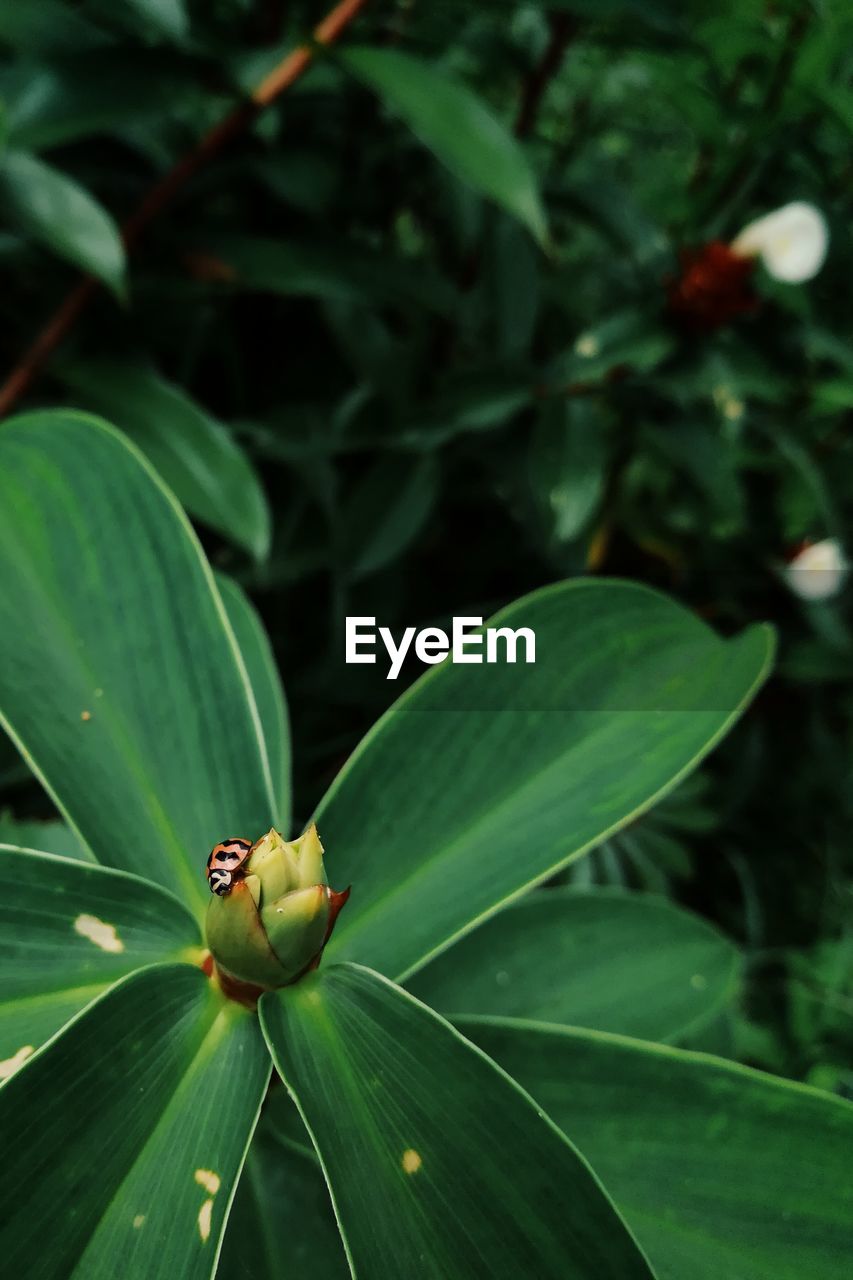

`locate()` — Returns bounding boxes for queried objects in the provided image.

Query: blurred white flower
[574,332,600,358]
[784,538,848,601]
[731,202,828,283]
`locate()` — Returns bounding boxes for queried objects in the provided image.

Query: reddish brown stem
[0,0,370,419]
[514,14,577,139]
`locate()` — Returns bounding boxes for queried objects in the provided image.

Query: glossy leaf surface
[343,47,549,246]
[216,573,290,831]
[0,412,275,913]
[0,814,91,860]
[260,963,654,1280]
[0,964,270,1279]
[217,1120,349,1280]
[318,580,773,979]
[0,150,125,293]
[0,844,198,1065]
[57,361,271,559]
[469,1018,853,1280]
[410,888,739,1041]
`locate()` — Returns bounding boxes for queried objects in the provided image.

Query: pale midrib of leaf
[8,961,270,1280]
[0,842,200,933]
[316,576,771,815]
[0,981,113,1017]
[261,964,659,1280]
[331,634,771,983]
[66,978,224,1275]
[97,1003,271,1280]
[0,414,277,898]
[215,575,290,830]
[0,960,170,1094]
[262,992,360,1280]
[0,564,206,906]
[92,413,277,822]
[215,1090,284,1280]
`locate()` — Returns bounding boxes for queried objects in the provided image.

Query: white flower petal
[784,538,848,601]
[731,202,828,283]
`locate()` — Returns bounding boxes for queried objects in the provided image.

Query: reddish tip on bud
[325,886,352,944]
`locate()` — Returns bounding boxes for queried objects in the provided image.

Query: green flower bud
[205,825,349,992]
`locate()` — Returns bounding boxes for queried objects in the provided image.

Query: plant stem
[514,14,577,139]
[0,0,370,419]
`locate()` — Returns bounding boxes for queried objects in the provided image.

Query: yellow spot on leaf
[197,1199,213,1243]
[402,1148,422,1175]
[0,1045,34,1080]
[132,1215,145,1230]
[194,1168,221,1196]
[690,973,708,990]
[74,914,124,953]
[81,710,92,721]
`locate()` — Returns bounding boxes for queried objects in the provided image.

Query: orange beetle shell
[206,836,253,895]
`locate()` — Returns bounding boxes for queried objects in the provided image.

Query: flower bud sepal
[204,825,350,993]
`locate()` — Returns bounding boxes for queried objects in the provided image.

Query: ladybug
[206,837,253,896]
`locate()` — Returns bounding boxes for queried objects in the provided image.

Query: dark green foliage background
[0,0,850,1090]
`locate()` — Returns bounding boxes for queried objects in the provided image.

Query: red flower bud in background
[667,203,828,333]
[667,240,758,332]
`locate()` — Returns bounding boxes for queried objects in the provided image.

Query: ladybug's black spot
[208,867,233,896]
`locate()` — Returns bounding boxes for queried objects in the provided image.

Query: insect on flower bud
[204,825,350,992]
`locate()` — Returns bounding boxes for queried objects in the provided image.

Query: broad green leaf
[123,0,188,41]
[468,1019,853,1280]
[216,573,290,829]
[218,1119,349,1280]
[0,412,276,913]
[318,580,774,980]
[0,964,269,1278]
[342,47,548,247]
[3,53,192,151]
[549,310,675,386]
[342,454,439,580]
[57,361,271,559]
[0,815,92,861]
[409,888,739,1042]
[260,964,654,1280]
[0,4,110,54]
[0,150,125,294]
[193,235,454,314]
[527,400,611,547]
[0,845,198,1064]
